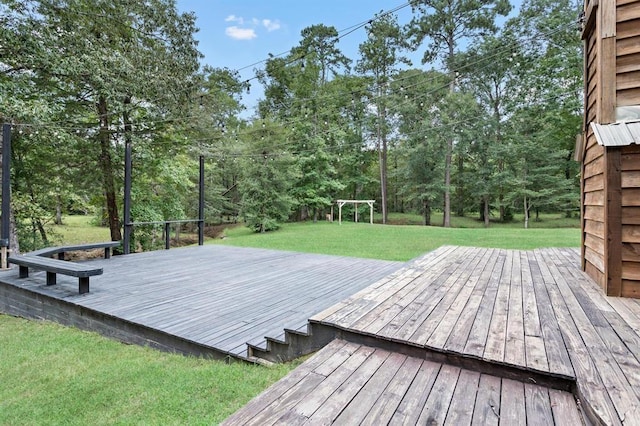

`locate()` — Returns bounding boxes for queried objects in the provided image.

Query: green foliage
[0,314,296,425]
[239,121,299,233]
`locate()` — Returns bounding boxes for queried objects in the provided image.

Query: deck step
[247,322,336,363]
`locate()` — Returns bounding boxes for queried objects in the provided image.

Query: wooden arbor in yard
[578,0,640,297]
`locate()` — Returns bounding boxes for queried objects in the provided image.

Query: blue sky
[175,1,418,112]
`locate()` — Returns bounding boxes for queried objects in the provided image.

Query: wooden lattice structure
[578,0,640,297]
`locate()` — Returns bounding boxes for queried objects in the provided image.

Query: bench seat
[27,241,120,260]
[8,255,103,294]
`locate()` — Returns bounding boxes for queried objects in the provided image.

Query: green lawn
[0,315,298,425]
[52,215,111,244]
[213,221,580,261]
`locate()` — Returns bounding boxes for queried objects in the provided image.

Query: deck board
[222,340,582,426]
[302,246,640,424]
[0,245,402,359]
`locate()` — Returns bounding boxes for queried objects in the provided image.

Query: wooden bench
[27,241,121,260]
[8,255,103,294]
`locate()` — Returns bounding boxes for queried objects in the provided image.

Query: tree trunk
[443,33,456,228]
[55,197,63,225]
[377,105,388,225]
[97,95,122,242]
[524,196,529,229]
[483,196,490,228]
[423,200,431,226]
[443,140,452,227]
[455,153,464,216]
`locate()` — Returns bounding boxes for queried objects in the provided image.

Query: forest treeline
[0,0,582,250]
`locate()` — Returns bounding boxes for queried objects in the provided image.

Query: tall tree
[357,13,410,224]
[2,0,202,243]
[406,0,511,226]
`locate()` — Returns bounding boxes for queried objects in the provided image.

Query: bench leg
[104,248,111,259]
[18,265,29,278]
[79,277,89,294]
[46,272,57,286]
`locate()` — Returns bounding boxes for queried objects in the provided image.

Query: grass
[0,314,298,425]
[213,220,580,262]
[52,215,111,244]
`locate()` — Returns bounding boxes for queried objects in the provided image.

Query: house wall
[616,0,640,108]
[582,126,606,289]
[581,0,640,297]
[621,144,640,296]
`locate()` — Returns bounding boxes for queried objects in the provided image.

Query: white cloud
[225,26,257,40]
[225,15,243,24]
[224,15,282,40]
[262,19,281,32]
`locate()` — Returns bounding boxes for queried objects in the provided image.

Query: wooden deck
[0,245,402,360]
[223,339,583,425]
[225,246,640,424]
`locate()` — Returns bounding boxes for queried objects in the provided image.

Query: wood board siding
[581,0,640,297]
[582,129,605,288]
[616,10,640,106]
[620,144,640,295]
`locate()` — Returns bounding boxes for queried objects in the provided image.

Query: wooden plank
[617,19,640,39]
[584,189,605,206]
[288,345,377,419]
[463,250,506,358]
[622,189,640,206]
[433,249,499,350]
[586,260,606,288]
[584,174,605,192]
[622,207,640,224]
[549,389,585,425]
[221,340,349,425]
[585,245,605,272]
[621,279,640,298]
[603,147,623,296]
[416,364,461,425]
[408,248,489,346]
[599,35,616,123]
[499,379,526,426]
[622,261,640,280]
[525,383,554,425]
[585,219,605,238]
[386,248,484,344]
[617,52,640,74]
[330,351,405,424]
[583,142,603,165]
[585,233,605,253]
[504,251,526,367]
[358,355,423,425]
[545,250,628,425]
[622,225,640,242]
[622,170,640,188]
[444,369,481,425]
[618,87,640,106]
[391,360,441,424]
[483,250,513,363]
[471,374,501,426]
[305,348,390,424]
[584,206,604,221]
[617,3,640,23]
[617,70,640,90]
[530,251,574,378]
[622,243,640,262]
[584,157,605,179]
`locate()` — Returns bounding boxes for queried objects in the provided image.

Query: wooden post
[198,155,204,246]
[604,147,622,296]
[369,201,374,224]
[123,139,132,255]
[1,124,11,269]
